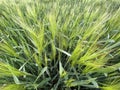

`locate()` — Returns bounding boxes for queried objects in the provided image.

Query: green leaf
[59,61,67,78]
[1,84,25,90]
[34,67,47,83]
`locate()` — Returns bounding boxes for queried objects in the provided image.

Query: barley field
[0,0,120,90]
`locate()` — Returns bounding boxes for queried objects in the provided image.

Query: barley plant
[0,0,120,90]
